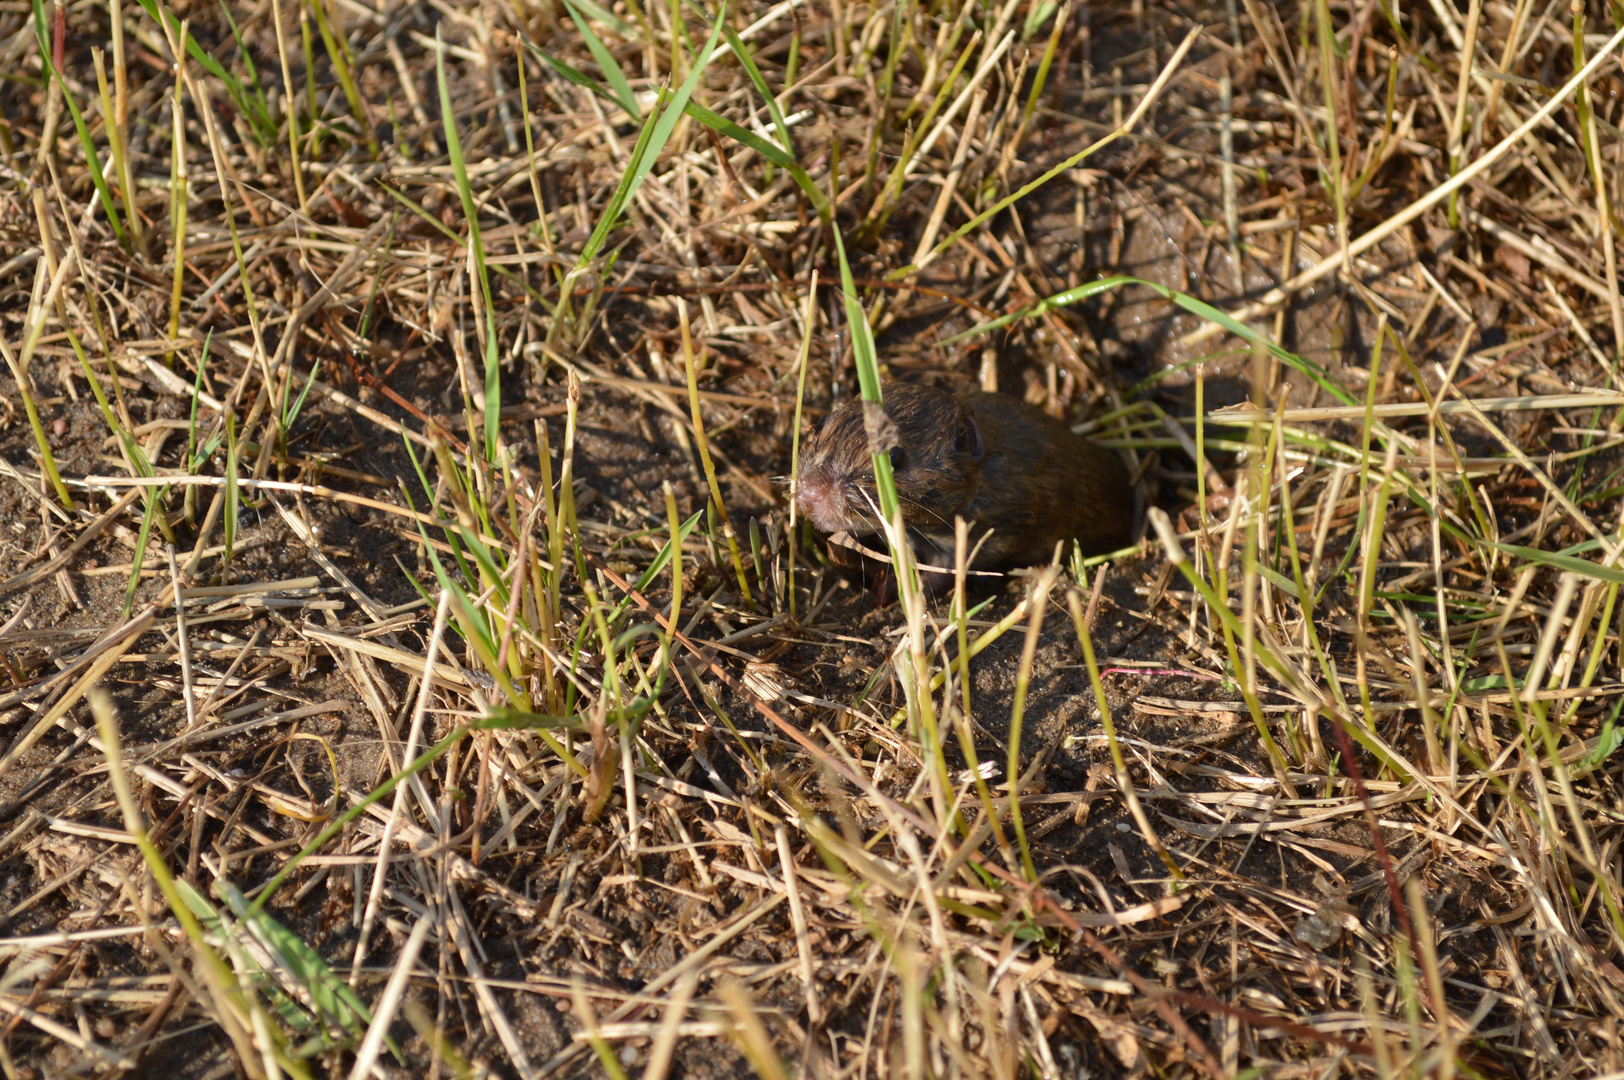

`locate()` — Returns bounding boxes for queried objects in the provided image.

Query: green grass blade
[577,1,727,268]
[452,523,511,610]
[890,26,1201,280]
[121,484,167,617]
[945,274,1358,407]
[32,0,127,248]
[1493,543,1624,584]
[478,706,590,729]
[526,39,831,222]
[249,701,598,915]
[412,516,523,705]
[830,228,900,525]
[436,30,501,460]
[90,692,292,1073]
[224,410,239,566]
[134,0,274,142]
[527,41,619,98]
[282,354,319,432]
[861,30,978,240]
[186,335,210,471]
[71,322,147,473]
[399,440,482,598]
[250,725,467,913]
[715,15,792,152]
[607,509,703,624]
[374,180,555,308]
[561,0,641,118]
[60,84,129,247]
[308,0,377,156]
[1023,0,1059,38]
[218,882,390,1055]
[683,101,830,220]
[217,0,272,136]
[566,0,635,38]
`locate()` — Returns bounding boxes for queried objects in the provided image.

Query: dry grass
[1,0,1624,1075]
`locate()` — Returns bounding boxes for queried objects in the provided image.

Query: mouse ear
[955,414,986,461]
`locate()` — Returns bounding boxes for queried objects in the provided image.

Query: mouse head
[794,382,986,536]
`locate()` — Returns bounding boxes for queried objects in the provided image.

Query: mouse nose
[795,472,847,533]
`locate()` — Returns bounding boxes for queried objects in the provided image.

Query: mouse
[794,381,1134,577]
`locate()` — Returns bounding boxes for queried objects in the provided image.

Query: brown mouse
[794,382,1134,573]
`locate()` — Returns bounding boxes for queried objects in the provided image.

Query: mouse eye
[809,414,827,437]
[888,446,906,471]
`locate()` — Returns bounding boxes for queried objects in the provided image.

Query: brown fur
[795,382,1134,570]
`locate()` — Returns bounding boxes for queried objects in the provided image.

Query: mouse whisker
[852,490,952,560]
[911,529,947,556]
[850,489,903,537]
[894,495,953,530]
